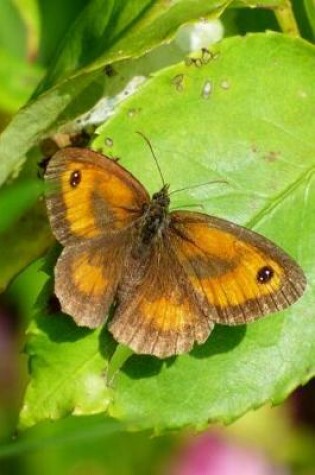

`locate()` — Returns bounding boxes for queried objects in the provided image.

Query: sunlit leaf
[20,33,315,430]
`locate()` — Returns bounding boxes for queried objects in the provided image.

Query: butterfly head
[151,184,170,209]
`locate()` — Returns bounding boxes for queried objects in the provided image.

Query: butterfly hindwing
[54,230,133,328]
[109,238,214,358]
[169,211,306,325]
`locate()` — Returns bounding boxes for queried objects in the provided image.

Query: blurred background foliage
[0,1,314,474]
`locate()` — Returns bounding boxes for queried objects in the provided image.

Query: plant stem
[274,0,300,37]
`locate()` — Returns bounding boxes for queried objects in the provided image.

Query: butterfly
[45,144,307,358]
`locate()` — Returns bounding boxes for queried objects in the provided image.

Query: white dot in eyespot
[70,170,81,187]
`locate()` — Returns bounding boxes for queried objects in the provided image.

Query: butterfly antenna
[169,179,228,195]
[136,131,165,186]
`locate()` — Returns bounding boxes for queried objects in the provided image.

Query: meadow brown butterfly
[45,145,306,358]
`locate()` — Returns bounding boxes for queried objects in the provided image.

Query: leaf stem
[274,0,300,37]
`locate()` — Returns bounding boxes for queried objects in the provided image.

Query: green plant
[0,0,314,445]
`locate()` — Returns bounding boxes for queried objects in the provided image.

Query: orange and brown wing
[54,231,132,328]
[169,211,306,325]
[45,147,149,245]
[109,239,214,358]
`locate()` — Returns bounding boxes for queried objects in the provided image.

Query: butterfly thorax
[133,185,170,258]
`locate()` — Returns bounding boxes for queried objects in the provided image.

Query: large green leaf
[20,33,315,431]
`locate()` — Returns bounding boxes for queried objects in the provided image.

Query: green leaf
[0,49,43,113]
[37,0,88,65]
[13,0,41,60]
[304,0,315,35]
[35,0,232,95]
[20,318,113,429]
[232,0,286,6]
[0,174,54,291]
[0,71,103,187]
[0,179,43,233]
[0,200,53,292]
[0,0,27,58]
[21,33,315,431]
[38,0,291,95]
[0,0,230,188]
[232,1,300,36]
[0,414,123,458]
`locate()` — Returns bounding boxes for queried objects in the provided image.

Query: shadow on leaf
[120,353,166,379]
[191,324,247,359]
[104,325,247,380]
[99,324,119,360]
[35,310,92,343]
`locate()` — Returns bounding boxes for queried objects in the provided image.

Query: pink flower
[167,431,288,475]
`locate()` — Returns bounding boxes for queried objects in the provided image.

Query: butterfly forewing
[45,147,149,245]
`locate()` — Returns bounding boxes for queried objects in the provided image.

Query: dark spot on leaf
[104,64,117,77]
[263,151,280,162]
[128,108,141,117]
[172,74,184,92]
